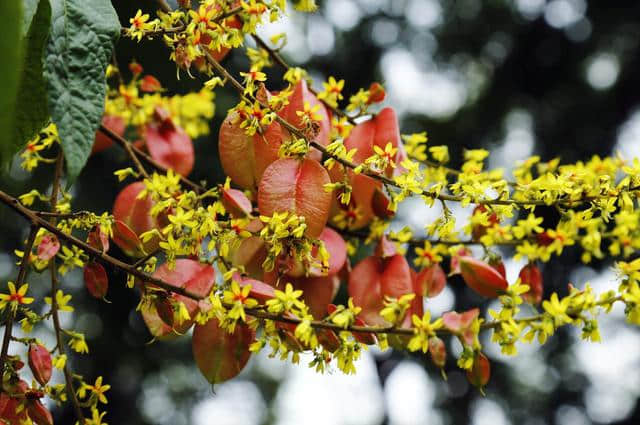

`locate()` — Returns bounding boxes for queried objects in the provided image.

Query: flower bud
[459,256,508,298]
[28,343,52,386]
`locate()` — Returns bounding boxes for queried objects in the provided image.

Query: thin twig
[99,124,206,193]
[47,152,85,423]
[0,225,38,375]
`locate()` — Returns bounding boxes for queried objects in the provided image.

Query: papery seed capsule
[28,343,52,386]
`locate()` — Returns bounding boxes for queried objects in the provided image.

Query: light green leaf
[13,0,52,151]
[0,1,24,166]
[45,0,120,183]
[22,0,40,35]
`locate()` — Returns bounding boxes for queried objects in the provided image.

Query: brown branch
[99,124,206,194]
[47,152,85,423]
[0,225,38,376]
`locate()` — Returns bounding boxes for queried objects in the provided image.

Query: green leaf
[0,2,24,166]
[45,0,120,183]
[22,0,40,35]
[13,0,52,152]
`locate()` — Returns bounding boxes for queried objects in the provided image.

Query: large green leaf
[0,2,24,165]
[13,0,52,152]
[45,0,120,183]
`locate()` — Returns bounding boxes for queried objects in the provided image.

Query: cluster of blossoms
[3,1,640,424]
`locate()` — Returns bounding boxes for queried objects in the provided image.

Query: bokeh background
[2,0,640,424]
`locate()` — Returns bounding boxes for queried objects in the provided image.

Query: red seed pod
[428,336,447,368]
[367,82,386,104]
[471,205,500,240]
[37,234,60,261]
[415,263,447,298]
[26,400,53,425]
[83,262,109,299]
[28,343,52,386]
[519,263,543,304]
[466,352,491,390]
[458,256,508,298]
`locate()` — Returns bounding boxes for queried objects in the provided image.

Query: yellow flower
[78,376,111,405]
[0,282,34,313]
[45,289,74,312]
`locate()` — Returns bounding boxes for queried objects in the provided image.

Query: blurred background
[2,0,640,423]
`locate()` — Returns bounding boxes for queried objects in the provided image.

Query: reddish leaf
[142,260,215,339]
[238,276,276,304]
[290,275,339,319]
[113,182,164,257]
[258,158,332,238]
[371,187,394,219]
[26,400,53,425]
[36,234,59,261]
[112,220,145,257]
[348,254,415,326]
[93,115,124,154]
[144,119,194,177]
[83,262,109,299]
[319,227,347,276]
[459,256,509,298]
[415,263,447,298]
[222,187,253,218]
[520,263,543,304]
[28,344,52,386]
[231,236,267,279]
[218,111,286,190]
[278,80,331,150]
[192,317,254,384]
